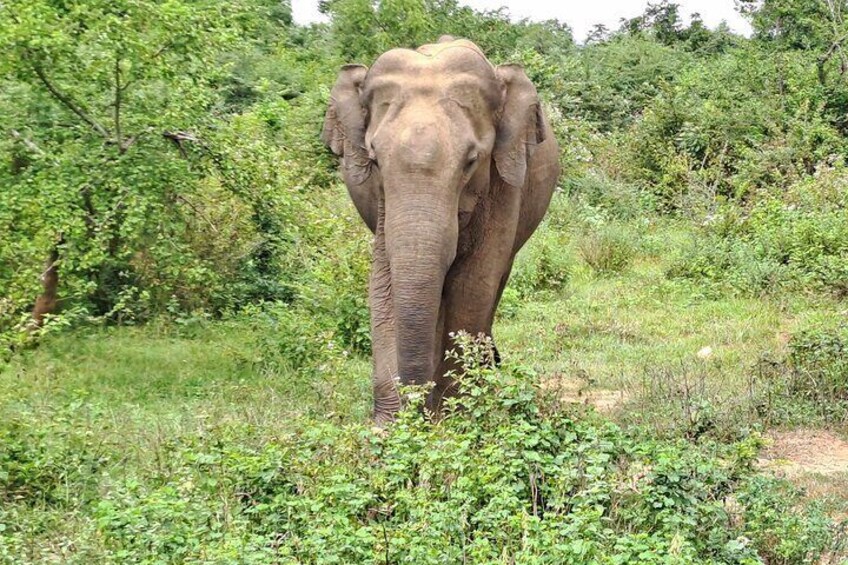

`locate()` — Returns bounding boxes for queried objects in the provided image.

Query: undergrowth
[1,334,842,564]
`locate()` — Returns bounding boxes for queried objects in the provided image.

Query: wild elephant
[322,36,560,424]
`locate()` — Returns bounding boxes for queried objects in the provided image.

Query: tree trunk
[29,247,60,332]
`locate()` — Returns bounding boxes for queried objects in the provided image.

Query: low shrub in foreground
[1,334,839,563]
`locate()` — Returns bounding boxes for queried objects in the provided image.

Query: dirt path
[759,430,848,477]
[542,374,630,413]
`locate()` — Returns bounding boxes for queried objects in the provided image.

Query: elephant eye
[465,152,479,170]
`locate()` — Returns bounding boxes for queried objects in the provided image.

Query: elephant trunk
[384,187,458,386]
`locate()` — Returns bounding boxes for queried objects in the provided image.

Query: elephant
[322,36,560,424]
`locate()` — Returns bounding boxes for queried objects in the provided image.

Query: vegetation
[2,0,847,562]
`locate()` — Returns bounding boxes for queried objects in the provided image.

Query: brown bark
[29,247,60,332]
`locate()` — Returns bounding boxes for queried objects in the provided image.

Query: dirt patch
[759,430,848,555]
[758,430,848,478]
[543,374,630,414]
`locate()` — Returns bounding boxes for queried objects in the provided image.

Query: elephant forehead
[366,73,495,100]
[369,45,497,82]
[416,38,486,58]
[365,60,500,111]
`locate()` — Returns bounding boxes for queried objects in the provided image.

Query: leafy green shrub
[775,321,848,425]
[737,477,834,565]
[577,225,638,275]
[0,411,107,508]
[565,172,655,219]
[508,223,573,300]
[669,168,848,296]
[620,46,846,211]
[241,302,342,379]
[788,322,848,401]
[750,320,848,427]
[565,35,692,132]
[668,235,790,296]
[68,335,839,563]
[297,210,373,356]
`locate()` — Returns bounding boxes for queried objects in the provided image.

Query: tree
[319,0,538,63]
[737,0,835,50]
[620,1,684,45]
[0,0,267,336]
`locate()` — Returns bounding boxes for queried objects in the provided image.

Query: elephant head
[323,38,547,388]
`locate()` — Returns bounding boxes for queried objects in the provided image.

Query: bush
[668,168,848,296]
[565,172,655,219]
[751,320,848,427]
[578,225,638,275]
[508,220,573,302]
[296,208,373,356]
[27,335,830,563]
[784,322,848,424]
[0,410,107,509]
[737,477,834,565]
[618,47,846,212]
[242,302,338,378]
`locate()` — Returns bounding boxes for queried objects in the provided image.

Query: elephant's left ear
[493,64,547,188]
[322,64,372,185]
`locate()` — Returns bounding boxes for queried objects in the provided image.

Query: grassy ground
[1,322,373,460]
[1,201,847,562]
[499,218,845,434]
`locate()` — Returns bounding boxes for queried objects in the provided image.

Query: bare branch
[120,135,139,152]
[27,56,111,139]
[114,51,123,150]
[162,130,199,143]
[162,130,201,159]
[9,129,46,156]
[817,32,848,85]
[151,41,173,61]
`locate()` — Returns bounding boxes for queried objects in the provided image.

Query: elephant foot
[373,383,401,427]
[373,410,396,428]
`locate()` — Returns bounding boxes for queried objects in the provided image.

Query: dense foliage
[0,335,839,563]
[2,0,846,349]
[2,0,848,562]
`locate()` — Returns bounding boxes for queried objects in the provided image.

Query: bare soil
[543,374,630,413]
[759,429,848,478]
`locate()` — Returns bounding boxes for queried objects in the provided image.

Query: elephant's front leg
[370,231,401,425]
[428,189,523,413]
[429,253,519,415]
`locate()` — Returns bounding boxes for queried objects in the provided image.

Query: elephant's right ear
[322,64,372,186]
[493,64,546,188]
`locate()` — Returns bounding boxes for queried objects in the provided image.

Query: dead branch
[114,51,123,150]
[26,55,111,139]
[162,130,200,159]
[10,129,46,157]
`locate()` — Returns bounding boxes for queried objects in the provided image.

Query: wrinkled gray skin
[323,37,560,424]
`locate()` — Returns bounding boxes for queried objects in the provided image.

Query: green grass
[0,322,374,562]
[1,323,372,472]
[2,208,847,563]
[499,216,844,433]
